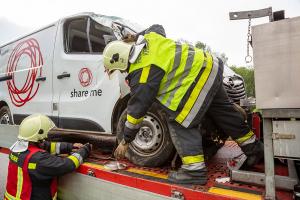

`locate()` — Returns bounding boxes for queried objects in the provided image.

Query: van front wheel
[0,106,13,125]
[116,105,175,167]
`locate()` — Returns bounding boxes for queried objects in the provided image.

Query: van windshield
[64,14,145,54]
[91,14,144,39]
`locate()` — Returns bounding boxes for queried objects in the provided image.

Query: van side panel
[0,25,58,123]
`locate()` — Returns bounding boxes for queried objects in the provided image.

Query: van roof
[0,12,103,48]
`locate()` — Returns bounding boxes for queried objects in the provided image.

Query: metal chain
[245,16,253,63]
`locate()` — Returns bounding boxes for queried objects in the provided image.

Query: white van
[0,13,247,167]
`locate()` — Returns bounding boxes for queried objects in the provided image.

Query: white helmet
[103,41,133,74]
[10,114,55,152]
[103,36,147,75]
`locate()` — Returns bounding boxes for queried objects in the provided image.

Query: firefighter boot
[168,167,208,185]
[240,140,264,168]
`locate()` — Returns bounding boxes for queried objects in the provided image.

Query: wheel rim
[130,114,164,157]
[0,113,10,124]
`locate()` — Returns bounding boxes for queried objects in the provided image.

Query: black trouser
[169,85,251,160]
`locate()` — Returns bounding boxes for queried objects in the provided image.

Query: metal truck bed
[64,141,291,200]
[0,125,294,200]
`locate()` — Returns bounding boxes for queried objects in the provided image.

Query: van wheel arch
[0,101,8,109]
[111,95,130,134]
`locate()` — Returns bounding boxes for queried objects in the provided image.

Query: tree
[195,41,211,52]
[195,41,206,50]
[230,66,255,97]
[219,53,228,65]
[195,41,229,64]
[177,38,192,45]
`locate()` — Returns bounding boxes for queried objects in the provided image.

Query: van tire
[0,106,13,125]
[116,104,175,167]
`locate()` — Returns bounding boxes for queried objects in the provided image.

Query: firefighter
[4,114,92,200]
[103,25,264,185]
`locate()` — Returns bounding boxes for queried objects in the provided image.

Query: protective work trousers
[168,85,252,168]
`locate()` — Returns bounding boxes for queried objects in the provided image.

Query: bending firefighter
[104,25,263,184]
[4,114,92,200]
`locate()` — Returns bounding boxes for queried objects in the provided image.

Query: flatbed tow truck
[0,125,295,200]
[1,8,300,200]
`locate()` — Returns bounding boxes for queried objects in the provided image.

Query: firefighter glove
[72,143,84,151]
[114,139,129,160]
[77,143,92,159]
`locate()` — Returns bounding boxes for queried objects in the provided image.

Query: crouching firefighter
[4,114,92,200]
[103,24,264,185]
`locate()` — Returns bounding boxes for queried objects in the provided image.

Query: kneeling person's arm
[41,141,74,155]
[30,144,91,177]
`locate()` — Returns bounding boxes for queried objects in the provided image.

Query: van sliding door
[53,17,120,132]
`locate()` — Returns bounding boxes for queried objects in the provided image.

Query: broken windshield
[91,14,144,39]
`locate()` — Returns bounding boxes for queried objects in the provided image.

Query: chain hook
[245,15,253,64]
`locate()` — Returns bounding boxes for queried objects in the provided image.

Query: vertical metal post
[263,118,276,199]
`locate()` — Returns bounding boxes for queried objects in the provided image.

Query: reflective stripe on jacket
[5,145,57,200]
[129,32,222,128]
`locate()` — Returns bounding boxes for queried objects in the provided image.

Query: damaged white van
[0,13,247,167]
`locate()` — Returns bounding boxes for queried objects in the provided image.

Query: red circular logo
[6,38,43,107]
[78,68,93,87]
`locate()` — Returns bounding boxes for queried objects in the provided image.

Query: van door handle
[0,75,12,82]
[35,76,46,82]
[57,72,71,79]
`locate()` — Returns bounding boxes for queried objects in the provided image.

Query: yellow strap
[5,191,17,200]
[236,130,255,144]
[126,167,168,179]
[28,163,37,170]
[208,187,262,200]
[68,155,80,168]
[50,142,56,155]
[84,162,168,179]
[182,155,204,165]
[139,66,151,83]
[127,114,144,125]
[176,53,213,123]
[16,167,23,199]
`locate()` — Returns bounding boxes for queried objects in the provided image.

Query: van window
[89,20,113,53]
[65,18,90,53]
[64,17,114,54]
